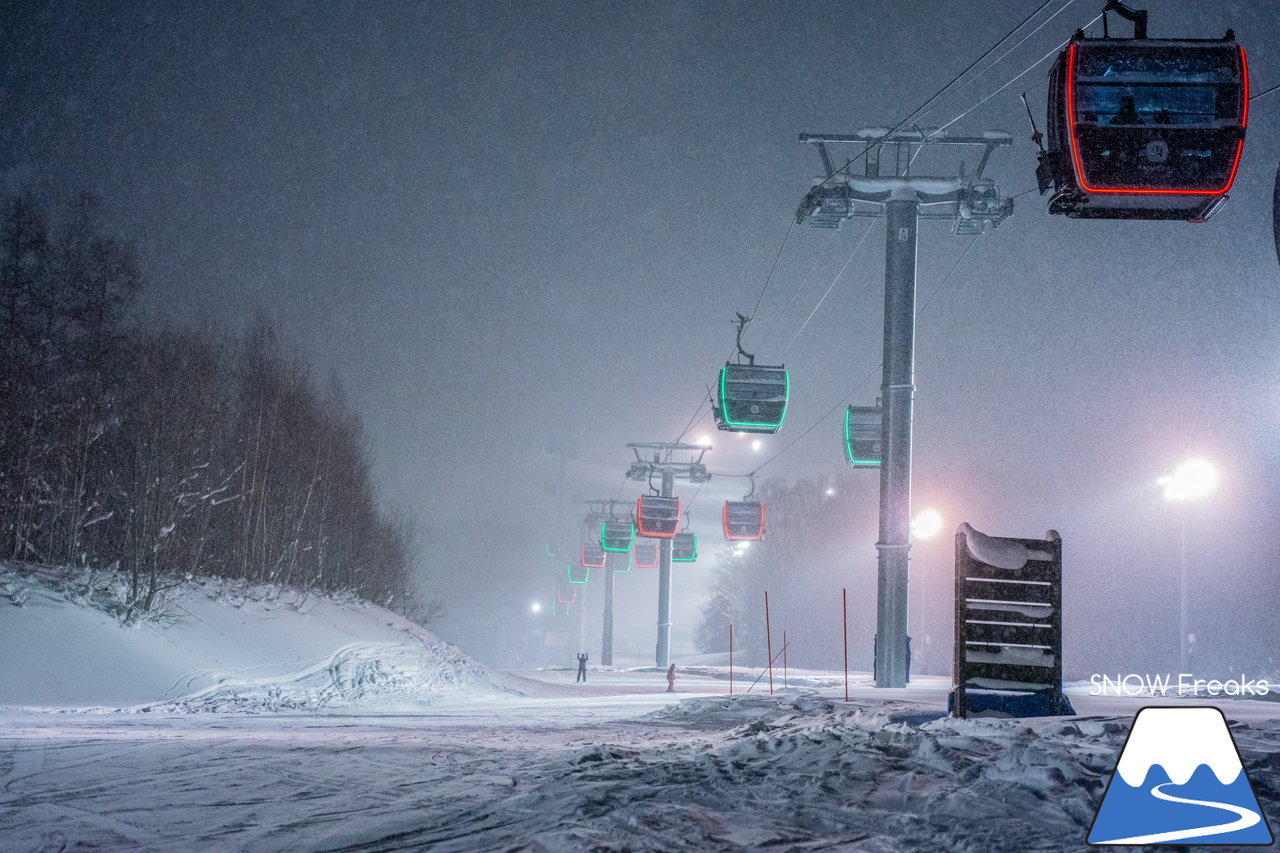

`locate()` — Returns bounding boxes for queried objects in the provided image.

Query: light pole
[1159,458,1218,674]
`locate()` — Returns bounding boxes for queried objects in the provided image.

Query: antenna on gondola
[1020,92,1045,156]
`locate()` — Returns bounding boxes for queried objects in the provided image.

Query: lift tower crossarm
[796,129,1014,233]
[625,442,711,483]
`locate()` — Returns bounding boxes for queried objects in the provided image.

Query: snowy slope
[0,566,517,709]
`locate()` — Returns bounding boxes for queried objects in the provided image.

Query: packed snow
[1,566,1277,851]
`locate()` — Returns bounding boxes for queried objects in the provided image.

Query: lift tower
[625,442,711,668]
[795,127,1015,688]
[583,499,628,666]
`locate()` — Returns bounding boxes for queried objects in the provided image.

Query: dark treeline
[0,191,425,620]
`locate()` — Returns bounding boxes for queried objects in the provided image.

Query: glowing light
[825,487,835,496]
[752,440,762,451]
[531,602,542,614]
[1160,458,1218,502]
[911,509,943,540]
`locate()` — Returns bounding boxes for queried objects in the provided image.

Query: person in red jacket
[666,663,675,693]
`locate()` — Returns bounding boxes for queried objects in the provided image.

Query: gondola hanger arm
[1102,0,1147,39]
[733,313,755,366]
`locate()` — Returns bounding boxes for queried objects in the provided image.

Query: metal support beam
[874,198,919,689]
[655,469,675,668]
[602,550,619,667]
[796,126,1013,689]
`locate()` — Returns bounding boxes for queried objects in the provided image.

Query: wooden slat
[960,577,1054,603]
[959,560,1059,582]
[960,661,1060,683]
[962,620,1055,645]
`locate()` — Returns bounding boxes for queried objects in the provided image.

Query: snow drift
[0,565,517,710]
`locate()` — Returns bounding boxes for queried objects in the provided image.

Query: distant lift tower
[584,498,630,667]
[625,442,711,668]
[795,126,1015,688]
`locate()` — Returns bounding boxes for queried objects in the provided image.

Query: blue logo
[1089,706,1273,846]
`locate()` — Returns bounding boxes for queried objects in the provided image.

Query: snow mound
[1,563,519,710]
[147,639,520,713]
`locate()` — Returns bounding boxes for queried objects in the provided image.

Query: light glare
[911,508,943,540]
[1160,458,1218,502]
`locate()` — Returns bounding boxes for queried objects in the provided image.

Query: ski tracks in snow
[0,693,1276,852]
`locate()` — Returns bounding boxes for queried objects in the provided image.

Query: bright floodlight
[910,508,943,540]
[531,601,542,614]
[1160,458,1218,502]
[825,487,836,496]
[752,440,762,451]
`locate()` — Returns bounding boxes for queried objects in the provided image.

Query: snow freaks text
[1090,674,1272,697]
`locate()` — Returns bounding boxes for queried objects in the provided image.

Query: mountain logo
[1088,706,1273,846]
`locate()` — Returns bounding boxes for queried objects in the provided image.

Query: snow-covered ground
[1,568,1277,851]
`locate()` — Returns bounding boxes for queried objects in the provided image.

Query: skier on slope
[576,652,588,683]
[666,663,675,693]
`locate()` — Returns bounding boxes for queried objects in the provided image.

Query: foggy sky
[4,0,1278,674]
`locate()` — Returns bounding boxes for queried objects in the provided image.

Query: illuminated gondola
[713,314,789,434]
[723,500,764,540]
[600,519,634,552]
[580,545,607,569]
[672,532,698,562]
[556,582,578,604]
[723,480,765,540]
[568,561,591,584]
[632,540,660,569]
[843,405,882,468]
[1035,1,1247,221]
[636,494,681,538]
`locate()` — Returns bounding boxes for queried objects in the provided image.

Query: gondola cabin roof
[716,363,789,434]
[723,501,765,541]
